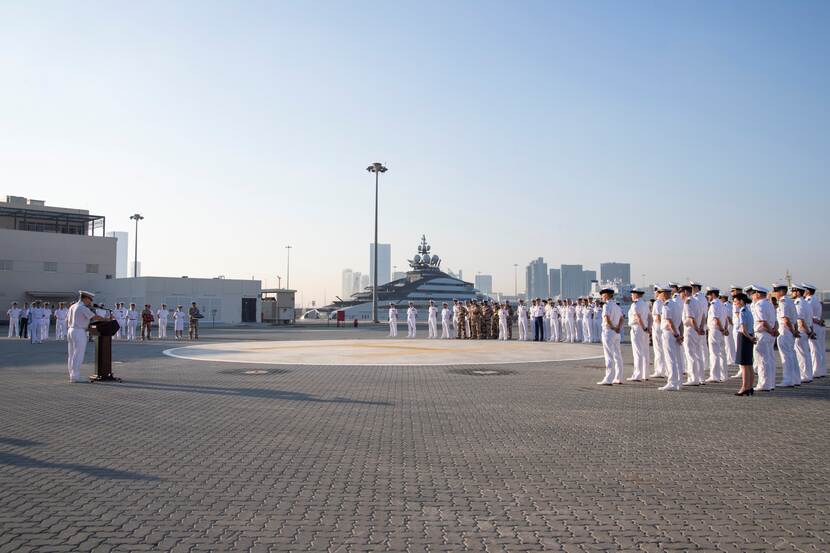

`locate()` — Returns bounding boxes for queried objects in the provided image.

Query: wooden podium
[88,319,121,382]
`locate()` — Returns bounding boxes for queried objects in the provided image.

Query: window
[86,264,99,274]
[0,260,11,271]
[44,262,58,272]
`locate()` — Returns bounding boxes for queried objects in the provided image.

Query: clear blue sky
[2,1,828,303]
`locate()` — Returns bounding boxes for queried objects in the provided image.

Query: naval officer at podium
[66,291,105,383]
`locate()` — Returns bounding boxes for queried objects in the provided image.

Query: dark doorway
[241,298,257,322]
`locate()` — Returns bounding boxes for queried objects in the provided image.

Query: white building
[368,243,391,286]
[474,274,493,295]
[341,268,355,297]
[106,231,129,278]
[0,196,115,306]
[94,277,261,324]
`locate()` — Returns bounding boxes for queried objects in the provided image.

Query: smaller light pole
[285,246,292,289]
[129,213,144,278]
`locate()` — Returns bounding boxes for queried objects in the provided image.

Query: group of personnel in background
[6,300,204,342]
[596,281,826,395]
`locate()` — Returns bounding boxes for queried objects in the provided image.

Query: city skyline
[2,1,828,305]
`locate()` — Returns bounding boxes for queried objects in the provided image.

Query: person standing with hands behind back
[734,292,755,396]
[188,302,202,340]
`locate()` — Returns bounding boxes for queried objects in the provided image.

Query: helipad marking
[162,339,604,367]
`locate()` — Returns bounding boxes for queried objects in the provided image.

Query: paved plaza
[1,324,829,552]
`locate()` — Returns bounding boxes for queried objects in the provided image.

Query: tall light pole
[366,162,388,323]
[513,264,518,297]
[285,245,292,289]
[129,213,144,278]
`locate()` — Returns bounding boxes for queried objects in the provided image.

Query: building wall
[341,268,354,297]
[0,228,116,305]
[549,268,561,297]
[526,258,549,299]
[93,277,262,324]
[560,264,584,299]
[583,270,597,296]
[106,231,129,278]
[600,262,631,285]
[474,274,493,295]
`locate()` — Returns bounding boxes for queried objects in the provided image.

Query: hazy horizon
[3,1,829,304]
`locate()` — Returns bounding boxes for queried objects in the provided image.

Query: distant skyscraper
[341,268,354,297]
[600,262,631,284]
[583,270,597,295]
[525,258,549,299]
[129,261,142,278]
[106,231,129,278]
[369,243,391,285]
[560,264,583,299]
[475,274,493,295]
[360,273,370,291]
[549,268,561,297]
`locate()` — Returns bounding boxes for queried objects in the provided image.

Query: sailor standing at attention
[440,302,451,339]
[704,288,728,382]
[517,299,528,341]
[388,303,398,337]
[126,303,139,341]
[451,300,459,338]
[772,284,799,387]
[29,301,43,344]
[803,283,826,378]
[627,288,650,381]
[406,302,418,338]
[655,285,683,391]
[690,281,708,369]
[54,302,69,341]
[497,303,509,340]
[40,302,52,341]
[728,286,743,378]
[113,303,125,340]
[720,294,737,367]
[157,304,170,339]
[427,300,438,339]
[746,285,778,392]
[66,291,104,383]
[597,288,625,385]
[791,285,813,383]
[548,299,560,342]
[649,287,666,379]
[679,285,704,386]
[6,302,21,338]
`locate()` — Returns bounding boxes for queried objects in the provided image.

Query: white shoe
[625,377,641,382]
[597,380,613,386]
[658,384,680,391]
[649,372,663,379]
[611,379,623,385]
[704,377,719,383]
[682,380,700,386]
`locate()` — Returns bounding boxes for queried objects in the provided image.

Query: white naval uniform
[807,295,826,378]
[542,305,551,341]
[66,301,95,382]
[498,308,508,340]
[752,298,777,391]
[126,309,139,340]
[7,307,21,338]
[29,307,43,344]
[694,292,708,369]
[650,299,666,378]
[725,304,737,366]
[39,307,50,340]
[113,308,126,339]
[565,305,576,343]
[427,305,438,339]
[157,309,169,338]
[628,299,650,380]
[517,304,528,341]
[548,306,560,342]
[173,309,187,334]
[776,296,799,387]
[582,307,593,344]
[660,299,683,390]
[388,307,398,337]
[682,296,705,385]
[794,298,813,382]
[706,299,728,382]
[441,307,451,339]
[406,307,418,338]
[451,304,458,338]
[599,301,624,384]
[54,308,69,340]
[575,305,583,343]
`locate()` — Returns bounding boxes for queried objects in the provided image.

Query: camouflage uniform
[456,305,468,339]
[481,302,492,339]
[507,304,514,339]
[470,302,481,339]
[491,306,500,338]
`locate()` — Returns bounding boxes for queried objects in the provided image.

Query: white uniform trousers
[599,329,624,384]
[754,332,776,391]
[661,331,683,389]
[725,324,736,365]
[549,318,559,342]
[499,318,508,340]
[127,320,138,340]
[67,327,87,382]
[518,318,528,341]
[683,331,704,383]
[115,318,125,339]
[407,318,416,338]
[795,332,813,382]
[707,329,727,381]
[30,320,42,343]
[388,319,398,337]
[158,319,168,338]
[629,326,649,380]
[810,325,826,378]
[441,319,450,339]
[575,319,583,342]
[41,320,49,340]
[542,317,550,341]
[594,319,602,342]
[776,330,799,386]
[465,318,471,337]
[56,320,68,340]
[450,319,456,339]
[428,317,437,339]
[566,320,576,343]
[651,327,666,377]
[7,318,19,337]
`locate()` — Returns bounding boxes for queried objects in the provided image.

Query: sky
[2,0,829,304]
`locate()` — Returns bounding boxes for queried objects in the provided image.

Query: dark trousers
[534,317,544,341]
[19,317,28,339]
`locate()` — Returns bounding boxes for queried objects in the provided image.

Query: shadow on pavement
[0,437,44,447]
[0,450,159,481]
[119,380,393,406]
